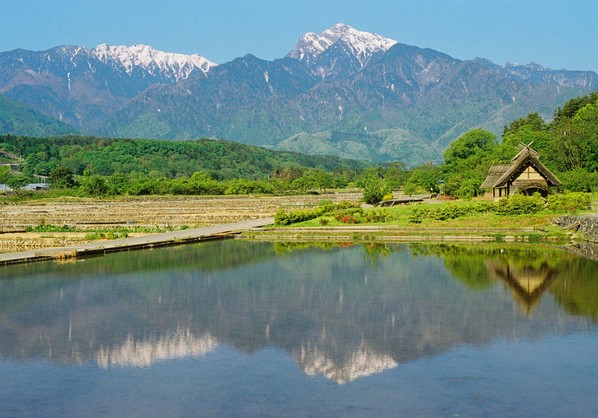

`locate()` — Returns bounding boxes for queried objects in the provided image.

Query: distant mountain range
[1,23,596,165]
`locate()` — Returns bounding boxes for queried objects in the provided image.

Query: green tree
[358,167,391,204]
[6,174,30,189]
[384,161,408,190]
[403,163,441,195]
[442,129,497,198]
[49,166,76,189]
[0,165,9,183]
[80,175,108,196]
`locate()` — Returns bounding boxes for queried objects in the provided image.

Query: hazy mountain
[0,24,596,165]
[0,93,77,136]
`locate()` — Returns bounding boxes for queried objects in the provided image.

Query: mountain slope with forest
[0,24,596,165]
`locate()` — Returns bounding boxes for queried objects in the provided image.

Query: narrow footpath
[0,217,274,266]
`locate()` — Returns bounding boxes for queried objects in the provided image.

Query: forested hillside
[1,24,595,164]
[0,92,596,198]
[0,135,366,179]
[439,91,598,197]
[0,134,370,196]
[0,95,77,137]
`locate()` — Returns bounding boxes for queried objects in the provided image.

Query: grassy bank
[245,193,598,244]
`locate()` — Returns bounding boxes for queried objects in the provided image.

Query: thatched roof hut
[482,144,560,199]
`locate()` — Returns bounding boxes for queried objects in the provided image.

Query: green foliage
[49,166,76,189]
[25,224,78,233]
[383,161,408,190]
[290,169,335,192]
[409,201,497,223]
[6,174,30,189]
[225,179,275,195]
[0,134,377,197]
[495,193,545,215]
[85,231,129,240]
[0,165,10,183]
[0,135,366,181]
[358,167,391,204]
[558,169,598,192]
[499,93,598,177]
[546,192,591,212]
[274,201,361,226]
[442,129,497,198]
[553,92,598,124]
[444,129,497,165]
[364,209,392,223]
[274,206,329,226]
[402,163,441,195]
[503,112,546,136]
[80,175,108,196]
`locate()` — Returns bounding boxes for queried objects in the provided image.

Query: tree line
[1,92,597,199]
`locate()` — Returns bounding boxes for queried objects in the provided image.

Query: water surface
[1,241,597,417]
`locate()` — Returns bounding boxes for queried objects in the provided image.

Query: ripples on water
[0,240,597,417]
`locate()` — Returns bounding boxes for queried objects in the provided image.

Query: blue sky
[1,0,597,72]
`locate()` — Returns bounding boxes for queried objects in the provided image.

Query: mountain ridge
[0,23,596,165]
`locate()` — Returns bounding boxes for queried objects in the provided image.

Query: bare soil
[0,192,361,250]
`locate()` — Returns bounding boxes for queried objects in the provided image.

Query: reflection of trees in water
[0,241,596,383]
[416,243,598,321]
[551,255,598,322]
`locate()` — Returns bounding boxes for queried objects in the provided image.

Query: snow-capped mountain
[1,23,597,164]
[287,23,397,76]
[92,44,217,81]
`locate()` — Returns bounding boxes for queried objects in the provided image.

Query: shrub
[275,206,327,225]
[408,200,497,223]
[546,192,591,212]
[274,202,361,226]
[333,207,364,224]
[495,193,545,215]
[559,169,598,192]
[338,214,360,224]
[365,209,390,223]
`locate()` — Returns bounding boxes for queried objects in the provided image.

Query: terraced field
[0,193,361,250]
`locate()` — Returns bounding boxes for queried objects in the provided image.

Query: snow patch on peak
[288,23,397,67]
[91,44,217,81]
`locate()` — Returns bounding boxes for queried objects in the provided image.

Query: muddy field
[0,192,361,250]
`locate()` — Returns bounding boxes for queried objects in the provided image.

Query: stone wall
[557,215,598,243]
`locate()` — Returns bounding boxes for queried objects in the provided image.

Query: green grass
[275,198,585,245]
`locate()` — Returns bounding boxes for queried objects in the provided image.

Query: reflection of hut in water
[485,259,559,314]
[481,143,560,199]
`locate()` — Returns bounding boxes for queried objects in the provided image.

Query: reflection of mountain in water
[295,342,397,384]
[1,241,597,383]
[97,329,217,368]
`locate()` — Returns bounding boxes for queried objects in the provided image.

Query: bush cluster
[409,201,496,223]
[275,201,371,226]
[546,192,591,212]
[408,194,554,223]
[495,194,544,215]
[274,206,329,225]
[333,207,364,224]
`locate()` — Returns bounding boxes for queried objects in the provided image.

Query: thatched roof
[481,165,510,189]
[481,144,561,189]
